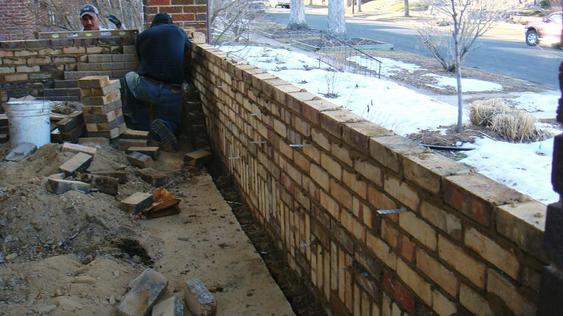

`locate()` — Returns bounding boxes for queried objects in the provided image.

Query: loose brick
[184,149,212,167]
[369,135,424,174]
[151,295,185,316]
[416,249,458,296]
[487,269,536,315]
[116,269,168,316]
[120,192,153,213]
[91,171,127,184]
[496,201,546,259]
[127,152,154,168]
[464,227,519,279]
[117,139,148,150]
[91,175,119,196]
[62,142,97,156]
[420,201,462,240]
[59,153,93,175]
[126,146,160,159]
[438,235,486,288]
[46,178,91,194]
[459,283,493,316]
[384,175,420,211]
[137,168,171,187]
[78,137,110,146]
[184,278,217,316]
[122,129,149,139]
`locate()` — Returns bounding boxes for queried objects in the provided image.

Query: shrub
[469,98,509,126]
[490,111,541,142]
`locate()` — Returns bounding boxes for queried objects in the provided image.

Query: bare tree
[328,0,346,35]
[289,0,308,29]
[209,0,265,44]
[417,0,509,132]
[404,0,410,16]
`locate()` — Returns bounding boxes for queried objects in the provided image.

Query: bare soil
[0,141,294,315]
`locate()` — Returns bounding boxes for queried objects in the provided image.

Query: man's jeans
[123,71,183,133]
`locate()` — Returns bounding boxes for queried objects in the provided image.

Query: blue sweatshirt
[135,23,191,85]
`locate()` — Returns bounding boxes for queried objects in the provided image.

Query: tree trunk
[453,28,463,132]
[357,0,362,13]
[328,0,346,35]
[289,0,307,29]
[404,0,409,17]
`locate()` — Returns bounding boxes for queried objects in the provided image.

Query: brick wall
[0,30,138,104]
[0,0,35,40]
[191,43,547,316]
[143,0,207,37]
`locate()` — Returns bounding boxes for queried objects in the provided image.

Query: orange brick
[464,227,519,279]
[342,169,367,199]
[399,211,436,251]
[310,163,329,191]
[420,201,462,240]
[381,219,399,249]
[432,290,457,316]
[459,283,493,315]
[330,178,353,210]
[311,128,330,151]
[486,269,536,315]
[354,159,383,187]
[399,234,415,262]
[331,142,353,167]
[321,152,342,180]
[367,186,398,216]
[366,233,396,270]
[320,190,340,219]
[293,150,310,173]
[384,175,420,211]
[396,259,432,306]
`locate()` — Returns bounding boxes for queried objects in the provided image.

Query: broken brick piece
[120,192,153,213]
[184,150,212,167]
[123,129,149,139]
[151,295,185,316]
[91,170,127,184]
[118,138,148,151]
[59,152,93,175]
[79,137,110,146]
[127,146,159,159]
[77,75,111,89]
[46,178,91,194]
[62,142,97,156]
[184,278,216,316]
[127,152,154,168]
[116,269,168,316]
[91,175,118,195]
[56,111,84,133]
[137,168,170,187]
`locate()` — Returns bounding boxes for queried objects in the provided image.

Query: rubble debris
[46,178,91,194]
[62,142,97,156]
[91,170,127,184]
[115,269,168,316]
[137,168,171,187]
[123,129,149,139]
[184,150,212,167]
[139,187,180,219]
[118,138,148,150]
[59,152,93,175]
[127,146,159,160]
[152,295,185,316]
[5,143,37,161]
[79,76,126,139]
[127,152,154,168]
[184,278,217,316]
[91,175,119,196]
[79,137,110,146]
[120,192,153,213]
[51,128,61,143]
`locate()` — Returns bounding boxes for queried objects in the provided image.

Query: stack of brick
[78,76,126,139]
[0,113,8,142]
[53,111,86,143]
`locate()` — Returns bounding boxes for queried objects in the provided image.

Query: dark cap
[80,4,99,18]
[151,13,173,27]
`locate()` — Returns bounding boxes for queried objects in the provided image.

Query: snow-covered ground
[220,45,560,204]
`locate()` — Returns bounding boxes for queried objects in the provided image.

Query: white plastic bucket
[5,100,52,148]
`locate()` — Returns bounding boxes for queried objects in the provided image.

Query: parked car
[525,11,562,46]
[270,0,290,8]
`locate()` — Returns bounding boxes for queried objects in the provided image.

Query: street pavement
[265,10,563,89]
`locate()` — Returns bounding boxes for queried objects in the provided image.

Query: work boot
[150,119,178,152]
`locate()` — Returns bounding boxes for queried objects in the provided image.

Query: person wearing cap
[122,13,191,151]
[79,4,102,31]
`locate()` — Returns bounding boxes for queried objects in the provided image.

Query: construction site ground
[0,141,294,315]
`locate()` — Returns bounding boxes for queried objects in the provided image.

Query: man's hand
[107,15,122,29]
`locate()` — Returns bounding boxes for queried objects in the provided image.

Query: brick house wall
[0,0,36,40]
[143,0,208,39]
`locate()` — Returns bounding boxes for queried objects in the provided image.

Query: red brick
[383,272,415,315]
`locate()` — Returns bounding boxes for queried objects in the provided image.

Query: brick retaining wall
[191,43,547,316]
[0,30,138,104]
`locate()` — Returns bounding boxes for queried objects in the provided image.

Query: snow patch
[426,74,503,92]
[347,56,422,76]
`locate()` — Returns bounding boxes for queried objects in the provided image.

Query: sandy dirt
[0,141,294,315]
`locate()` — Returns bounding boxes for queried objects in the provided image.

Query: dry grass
[469,99,547,142]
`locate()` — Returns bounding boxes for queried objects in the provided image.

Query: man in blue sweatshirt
[123,13,191,151]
